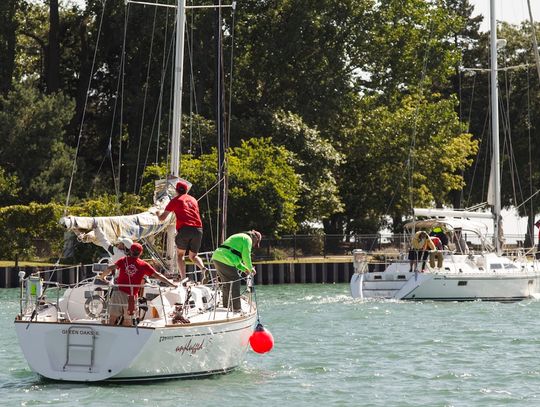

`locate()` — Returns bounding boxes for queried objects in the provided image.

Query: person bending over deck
[97,243,176,326]
[157,180,207,280]
[408,231,435,273]
[211,230,261,312]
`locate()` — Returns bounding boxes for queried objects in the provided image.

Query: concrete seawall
[0,261,356,288]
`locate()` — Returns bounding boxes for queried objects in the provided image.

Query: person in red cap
[158,180,207,280]
[98,242,176,326]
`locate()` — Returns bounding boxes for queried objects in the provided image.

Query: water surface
[1,285,540,406]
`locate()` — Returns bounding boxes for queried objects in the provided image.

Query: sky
[470,0,540,31]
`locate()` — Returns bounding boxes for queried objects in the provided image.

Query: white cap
[118,237,133,249]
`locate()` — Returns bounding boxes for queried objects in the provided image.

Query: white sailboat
[350,1,540,301]
[14,0,258,382]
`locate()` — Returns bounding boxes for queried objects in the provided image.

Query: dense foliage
[1,0,540,259]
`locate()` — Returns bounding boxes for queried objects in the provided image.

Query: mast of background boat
[490,0,502,255]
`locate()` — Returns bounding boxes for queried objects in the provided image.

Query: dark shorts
[175,226,203,253]
[408,250,428,261]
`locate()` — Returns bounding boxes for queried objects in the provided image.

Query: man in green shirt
[211,230,261,312]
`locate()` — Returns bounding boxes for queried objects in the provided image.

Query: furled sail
[60,177,183,246]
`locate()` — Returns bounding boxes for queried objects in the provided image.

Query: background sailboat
[350,0,540,301]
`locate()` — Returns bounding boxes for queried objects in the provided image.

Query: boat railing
[16,264,255,325]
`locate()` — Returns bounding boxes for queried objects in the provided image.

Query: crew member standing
[158,180,207,280]
[211,230,261,312]
[98,243,176,326]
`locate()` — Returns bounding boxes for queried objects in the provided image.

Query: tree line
[1,0,540,259]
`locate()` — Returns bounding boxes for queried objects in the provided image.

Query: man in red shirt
[158,180,207,280]
[98,242,176,326]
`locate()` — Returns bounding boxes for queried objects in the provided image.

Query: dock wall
[0,262,357,288]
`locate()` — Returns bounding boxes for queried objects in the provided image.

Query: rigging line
[406,18,433,215]
[465,93,490,208]
[64,0,108,213]
[499,56,519,204]
[526,65,534,238]
[526,0,540,82]
[165,19,175,176]
[118,3,131,203]
[226,2,236,170]
[515,188,540,211]
[155,5,171,165]
[499,62,527,211]
[189,0,193,154]
[184,12,217,249]
[461,70,477,208]
[134,0,160,194]
[139,34,175,194]
[196,175,225,202]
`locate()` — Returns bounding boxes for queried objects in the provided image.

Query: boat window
[503,264,517,269]
[490,264,502,270]
[458,281,467,286]
[397,275,406,280]
[374,275,382,280]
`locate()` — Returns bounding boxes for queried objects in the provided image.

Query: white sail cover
[59,177,183,246]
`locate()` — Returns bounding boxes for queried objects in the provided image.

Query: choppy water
[2,284,540,406]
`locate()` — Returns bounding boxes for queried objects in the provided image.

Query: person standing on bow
[211,230,261,312]
[158,180,207,280]
[98,242,176,326]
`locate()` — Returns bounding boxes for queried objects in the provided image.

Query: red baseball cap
[130,242,143,256]
[176,180,189,193]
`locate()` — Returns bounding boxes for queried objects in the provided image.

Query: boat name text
[176,339,205,355]
[61,329,99,336]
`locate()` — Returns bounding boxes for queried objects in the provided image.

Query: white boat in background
[15,0,259,382]
[350,0,540,302]
[350,210,539,301]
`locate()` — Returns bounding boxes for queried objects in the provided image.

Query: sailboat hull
[14,314,256,382]
[351,254,540,302]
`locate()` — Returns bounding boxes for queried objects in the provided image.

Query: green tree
[0,83,75,203]
[363,0,463,100]
[340,93,478,233]
[141,137,300,243]
[0,166,21,205]
[269,110,343,224]
[0,0,20,94]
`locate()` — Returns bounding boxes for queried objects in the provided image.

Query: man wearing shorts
[211,230,261,312]
[97,242,176,325]
[158,180,207,279]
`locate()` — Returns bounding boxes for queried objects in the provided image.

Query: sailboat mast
[166,0,187,272]
[490,0,502,254]
[215,0,228,243]
[171,0,186,177]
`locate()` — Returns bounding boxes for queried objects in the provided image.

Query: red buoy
[249,323,274,354]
